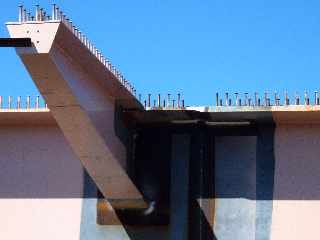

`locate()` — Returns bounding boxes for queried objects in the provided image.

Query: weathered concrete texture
[271,123,320,239]
[274,124,320,199]
[214,136,257,240]
[0,125,94,198]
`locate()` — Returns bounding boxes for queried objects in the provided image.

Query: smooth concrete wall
[271,123,320,240]
[0,124,131,240]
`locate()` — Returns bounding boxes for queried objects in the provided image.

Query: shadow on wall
[273,124,320,200]
[210,123,320,240]
[213,125,275,201]
[211,124,275,240]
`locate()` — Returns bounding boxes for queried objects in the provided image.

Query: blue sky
[1,0,320,106]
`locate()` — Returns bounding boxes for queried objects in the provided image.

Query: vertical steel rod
[18,5,23,22]
[216,93,219,106]
[148,94,151,108]
[225,92,229,106]
[158,94,161,108]
[36,96,40,109]
[17,96,21,109]
[8,96,12,109]
[27,96,30,109]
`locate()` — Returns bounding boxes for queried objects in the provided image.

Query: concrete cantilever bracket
[6,20,146,209]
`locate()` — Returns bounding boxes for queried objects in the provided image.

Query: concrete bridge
[2,4,320,240]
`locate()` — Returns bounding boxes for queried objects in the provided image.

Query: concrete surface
[6,21,144,207]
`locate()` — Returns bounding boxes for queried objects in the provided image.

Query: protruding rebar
[244,93,248,106]
[23,9,27,22]
[254,92,259,106]
[158,94,161,108]
[219,99,223,106]
[216,93,219,106]
[285,91,289,105]
[84,35,89,47]
[177,93,181,109]
[167,94,171,108]
[163,99,166,108]
[40,8,44,21]
[16,4,138,102]
[17,96,21,109]
[144,100,147,109]
[295,92,300,105]
[57,7,61,20]
[27,96,30,109]
[148,94,151,108]
[274,92,280,106]
[78,30,82,40]
[35,5,40,21]
[8,96,12,109]
[304,91,310,105]
[235,92,239,106]
[52,4,56,20]
[182,99,185,108]
[315,91,319,105]
[55,7,60,20]
[60,11,63,21]
[172,99,175,108]
[225,92,229,106]
[36,96,40,109]
[264,92,268,106]
[18,5,23,22]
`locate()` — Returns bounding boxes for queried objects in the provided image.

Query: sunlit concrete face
[0,199,132,240]
[6,20,145,206]
[0,123,131,240]
[6,22,59,53]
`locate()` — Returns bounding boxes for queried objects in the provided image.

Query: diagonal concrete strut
[6,21,146,209]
